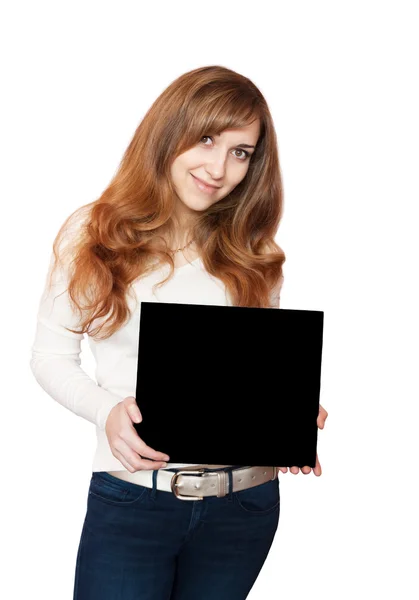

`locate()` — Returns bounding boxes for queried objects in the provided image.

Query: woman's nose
[205,153,227,179]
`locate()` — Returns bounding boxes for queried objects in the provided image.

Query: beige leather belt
[108,465,279,501]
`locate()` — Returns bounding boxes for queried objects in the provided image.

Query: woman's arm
[29,250,122,431]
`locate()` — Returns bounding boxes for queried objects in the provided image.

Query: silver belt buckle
[170,469,207,501]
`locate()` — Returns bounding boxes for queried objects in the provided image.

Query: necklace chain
[168,239,195,254]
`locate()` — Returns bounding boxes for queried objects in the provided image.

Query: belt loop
[227,468,234,502]
[151,469,158,500]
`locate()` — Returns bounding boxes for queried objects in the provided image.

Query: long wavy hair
[48,65,286,340]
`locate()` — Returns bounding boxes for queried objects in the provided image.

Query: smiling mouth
[191,174,221,190]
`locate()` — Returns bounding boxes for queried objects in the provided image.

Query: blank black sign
[134,302,324,468]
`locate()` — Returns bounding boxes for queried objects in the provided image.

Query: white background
[1,1,418,598]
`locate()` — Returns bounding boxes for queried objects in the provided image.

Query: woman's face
[170,118,261,219]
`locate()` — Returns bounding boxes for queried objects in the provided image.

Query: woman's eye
[200,136,250,160]
[233,148,250,160]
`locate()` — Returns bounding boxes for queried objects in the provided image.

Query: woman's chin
[177,196,215,213]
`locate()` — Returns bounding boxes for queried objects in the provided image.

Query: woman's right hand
[105,396,170,472]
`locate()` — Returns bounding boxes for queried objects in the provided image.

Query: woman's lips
[191,173,220,194]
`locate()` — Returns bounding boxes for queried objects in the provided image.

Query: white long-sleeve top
[30,239,281,473]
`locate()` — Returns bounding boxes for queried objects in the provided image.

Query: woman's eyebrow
[213,134,255,149]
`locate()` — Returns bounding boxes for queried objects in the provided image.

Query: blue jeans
[73,466,280,599]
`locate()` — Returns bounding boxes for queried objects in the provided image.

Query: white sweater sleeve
[270,274,284,308]
[29,251,123,430]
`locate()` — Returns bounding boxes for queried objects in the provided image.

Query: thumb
[124,396,142,423]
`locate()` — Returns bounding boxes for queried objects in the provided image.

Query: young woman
[30,65,327,599]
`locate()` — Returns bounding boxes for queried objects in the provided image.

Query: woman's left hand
[277,403,328,477]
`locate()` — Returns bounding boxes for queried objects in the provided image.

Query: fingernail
[161,462,167,467]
